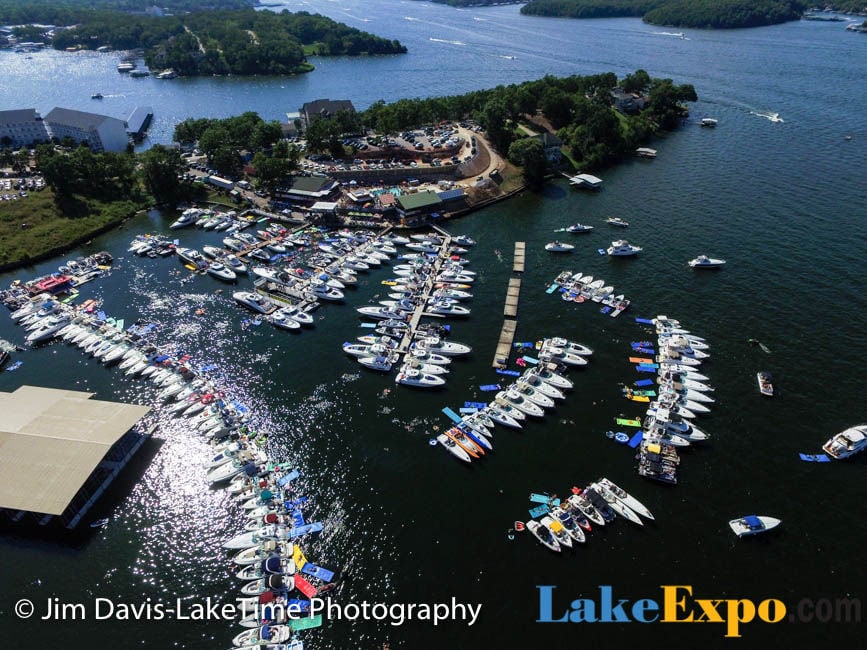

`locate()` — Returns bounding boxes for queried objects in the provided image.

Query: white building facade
[44,107,129,152]
[0,108,51,148]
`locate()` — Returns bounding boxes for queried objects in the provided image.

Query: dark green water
[1,4,866,649]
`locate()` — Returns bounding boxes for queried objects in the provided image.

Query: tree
[621,69,651,95]
[139,145,183,204]
[251,151,289,191]
[508,137,547,189]
[251,121,283,151]
[540,88,575,129]
[478,98,513,154]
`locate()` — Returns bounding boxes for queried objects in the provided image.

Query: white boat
[701,118,718,127]
[540,515,573,548]
[268,311,301,331]
[527,520,561,552]
[496,389,545,417]
[358,354,398,372]
[414,336,471,356]
[567,494,606,527]
[550,506,586,543]
[526,366,573,390]
[566,223,594,233]
[590,482,643,526]
[490,398,527,422]
[757,371,774,397]
[232,292,275,314]
[517,375,564,400]
[223,254,248,274]
[453,235,476,246]
[175,247,206,266]
[544,337,593,357]
[407,347,452,365]
[395,367,446,387]
[545,241,575,252]
[596,478,654,520]
[207,262,237,281]
[822,424,867,460]
[231,624,293,647]
[170,208,200,229]
[356,306,409,320]
[729,515,781,537]
[307,282,344,302]
[538,346,588,367]
[512,382,555,408]
[605,217,629,227]
[26,314,71,344]
[483,404,523,429]
[607,240,642,256]
[688,255,726,269]
[274,304,313,326]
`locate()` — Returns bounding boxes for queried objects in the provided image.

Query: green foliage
[507,138,547,189]
[139,145,184,205]
[36,144,137,199]
[521,0,807,28]
[0,1,254,25]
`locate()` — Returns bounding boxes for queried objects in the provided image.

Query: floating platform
[513,242,526,272]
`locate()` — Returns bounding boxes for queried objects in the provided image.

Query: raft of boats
[551,270,631,317]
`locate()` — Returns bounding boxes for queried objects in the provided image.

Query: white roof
[311,201,338,211]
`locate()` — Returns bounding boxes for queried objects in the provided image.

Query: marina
[0,4,864,649]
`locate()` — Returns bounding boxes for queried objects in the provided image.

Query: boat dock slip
[513,242,526,272]
[504,278,521,317]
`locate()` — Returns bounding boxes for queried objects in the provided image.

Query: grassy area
[0,188,146,269]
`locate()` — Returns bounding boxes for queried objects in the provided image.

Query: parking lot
[0,174,45,204]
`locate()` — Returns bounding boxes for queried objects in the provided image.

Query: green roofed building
[396,190,442,219]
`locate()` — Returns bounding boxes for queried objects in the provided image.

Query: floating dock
[126,106,153,142]
[492,242,524,367]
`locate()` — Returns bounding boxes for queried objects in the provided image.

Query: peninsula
[520,0,809,29]
[0,5,407,76]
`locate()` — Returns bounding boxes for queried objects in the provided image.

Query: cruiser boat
[527,520,561,552]
[26,314,71,344]
[490,398,527,422]
[688,255,726,269]
[175,247,205,266]
[425,301,470,317]
[525,366,573,390]
[822,424,867,459]
[495,389,545,417]
[544,337,593,357]
[231,624,293,647]
[414,335,471,356]
[232,292,275,314]
[512,382,555,409]
[729,515,781,537]
[358,353,399,372]
[701,118,718,127]
[407,347,451,366]
[596,478,654,520]
[517,375,564,400]
[401,358,449,376]
[566,223,594,233]
[453,235,477,246]
[605,217,629,227]
[607,240,642,256]
[170,209,200,229]
[206,262,237,282]
[268,311,301,331]
[483,404,523,429]
[356,306,410,320]
[395,367,446,387]
[545,241,575,253]
[275,304,313,326]
[538,345,588,367]
[307,281,344,302]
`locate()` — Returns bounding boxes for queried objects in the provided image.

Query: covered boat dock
[0,385,152,528]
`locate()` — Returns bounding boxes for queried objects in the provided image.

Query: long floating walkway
[492,241,524,367]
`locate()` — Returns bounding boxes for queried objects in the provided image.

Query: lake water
[1,2,865,649]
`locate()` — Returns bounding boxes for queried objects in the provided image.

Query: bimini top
[743,515,763,529]
[0,385,150,515]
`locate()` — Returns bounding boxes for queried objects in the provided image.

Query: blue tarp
[496,369,521,376]
[479,384,501,392]
[743,515,763,529]
[441,407,462,423]
[628,431,644,448]
[634,379,655,387]
[300,563,335,582]
[635,318,654,324]
[288,598,311,612]
[799,453,831,463]
[464,401,487,409]
[277,470,300,487]
[528,505,549,518]
[285,522,323,538]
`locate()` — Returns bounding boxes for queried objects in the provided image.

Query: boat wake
[750,110,784,123]
[652,31,688,40]
[499,55,517,60]
[404,16,419,21]
[429,37,466,46]
[474,17,487,21]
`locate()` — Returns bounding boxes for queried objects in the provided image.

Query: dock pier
[492,242,524,367]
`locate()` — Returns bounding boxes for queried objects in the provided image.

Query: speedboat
[527,520,561,552]
[822,424,867,460]
[540,515,573,548]
[590,482,643,526]
[545,241,575,253]
[757,371,774,396]
[26,314,71,344]
[567,493,606,527]
[550,508,586,543]
[223,254,248,274]
[490,398,527,422]
[607,240,642,256]
[233,292,274,314]
[357,306,410,320]
[453,234,476,246]
[605,217,629,227]
[483,404,523,429]
[729,515,781,537]
[415,336,471,356]
[207,262,237,282]
[436,433,472,462]
[701,118,718,127]
[512,382,555,408]
[307,281,344,302]
[274,304,313,326]
[395,367,446,387]
[566,223,594,233]
[407,347,451,365]
[517,375,564,400]
[358,353,398,372]
[268,311,301,331]
[176,247,205,266]
[688,255,726,269]
[231,623,293,647]
[538,346,588,368]
[400,359,449,375]
[596,478,654,520]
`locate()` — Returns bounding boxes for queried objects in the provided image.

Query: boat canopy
[743,515,763,529]
[263,557,282,574]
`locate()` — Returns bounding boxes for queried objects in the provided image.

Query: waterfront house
[0,108,50,148]
[273,175,340,206]
[532,132,563,164]
[44,107,129,152]
[396,190,442,220]
[611,89,648,114]
[300,99,356,128]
